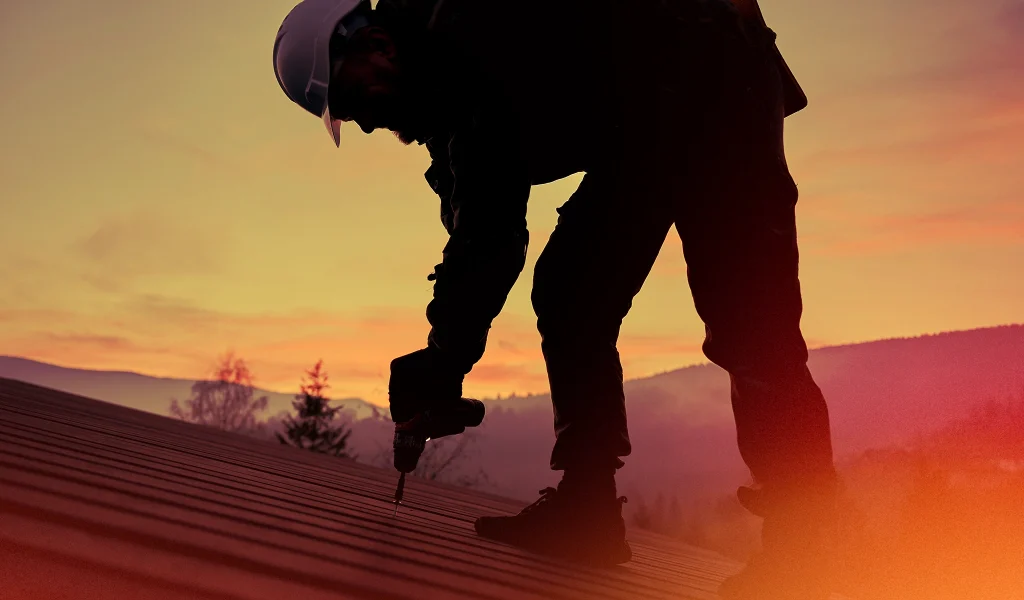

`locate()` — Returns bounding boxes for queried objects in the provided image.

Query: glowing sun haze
[1,0,1022,405]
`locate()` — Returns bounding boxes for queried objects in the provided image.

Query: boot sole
[474,520,632,567]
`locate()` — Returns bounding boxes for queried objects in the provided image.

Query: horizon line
[2,322,1021,400]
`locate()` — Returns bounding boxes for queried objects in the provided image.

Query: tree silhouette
[413,432,484,484]
[653,492,667,531]
[631,495,653,530]
[169,351,269,434]
[667,494,684,536]
[369,410,487,488]
[276,359,353,458]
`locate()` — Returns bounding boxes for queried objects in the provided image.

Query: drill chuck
[394,428,426,473]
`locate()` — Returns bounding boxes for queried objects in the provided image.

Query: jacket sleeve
[422,105,531,374]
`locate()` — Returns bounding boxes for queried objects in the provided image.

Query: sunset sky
[1,0,1022,406]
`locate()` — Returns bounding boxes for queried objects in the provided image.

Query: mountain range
[470,324,1024,500]
[495,324,1024,455]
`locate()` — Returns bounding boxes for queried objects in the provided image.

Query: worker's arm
[389,99,529,424]
[424,103,531,374]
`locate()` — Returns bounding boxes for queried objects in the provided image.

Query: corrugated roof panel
[0,377,845,599]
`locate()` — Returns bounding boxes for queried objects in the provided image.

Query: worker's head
[274,0,433,147]
[326,23,421,142]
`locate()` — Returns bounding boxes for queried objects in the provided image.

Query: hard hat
[273,0,373,147]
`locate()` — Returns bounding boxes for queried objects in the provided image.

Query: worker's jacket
[374,0,774,372]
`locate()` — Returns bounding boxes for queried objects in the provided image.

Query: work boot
[474,471,631,567]
[719,479,837,600]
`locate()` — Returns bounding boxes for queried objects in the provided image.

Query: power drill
[392,397,486,514]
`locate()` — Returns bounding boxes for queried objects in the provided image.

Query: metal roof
[1,376,774,599]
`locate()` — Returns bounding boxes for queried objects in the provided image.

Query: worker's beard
[389,113,432,146]
[384,59,451,146]
[386,90,441,146]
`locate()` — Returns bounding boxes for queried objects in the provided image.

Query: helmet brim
[323,104,342,147]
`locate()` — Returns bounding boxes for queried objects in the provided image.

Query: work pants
[532,4,836,488]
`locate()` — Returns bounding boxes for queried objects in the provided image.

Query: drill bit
[393,471,406,517]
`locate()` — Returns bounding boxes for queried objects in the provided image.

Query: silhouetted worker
[274,0,838,597]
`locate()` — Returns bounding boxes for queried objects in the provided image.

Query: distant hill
[465,324,1024,501]
[0,356,378,420]
[487,324,1024,451]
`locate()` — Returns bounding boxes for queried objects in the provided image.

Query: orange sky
[1,0,1023,406]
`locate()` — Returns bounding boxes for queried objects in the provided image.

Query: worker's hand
[388,347,464,423]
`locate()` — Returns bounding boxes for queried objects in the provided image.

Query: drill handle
[392,398,485,473]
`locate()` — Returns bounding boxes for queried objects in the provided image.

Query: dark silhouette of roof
[0,377,844,599]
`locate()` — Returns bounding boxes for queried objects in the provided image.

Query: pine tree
[276,360,353,458]
[667,494,684,537]
[653,492,667,532]
[632,495,653,530]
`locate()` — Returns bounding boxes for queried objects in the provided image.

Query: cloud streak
[71,212,223,294]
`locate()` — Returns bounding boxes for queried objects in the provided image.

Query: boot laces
[519,487,559,517]
[518,486,629,517]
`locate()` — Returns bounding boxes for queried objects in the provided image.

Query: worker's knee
[531,250,582,329]
[533,267,627,343]
[701,321,810,378]
[532,282,585,341]
[530,255,557,320]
